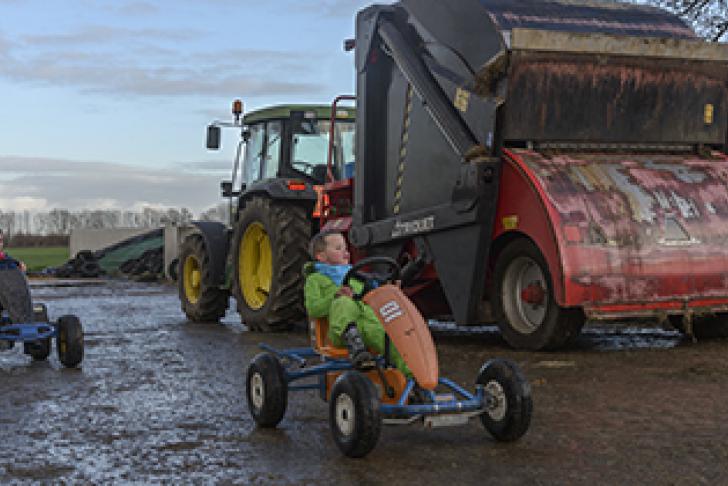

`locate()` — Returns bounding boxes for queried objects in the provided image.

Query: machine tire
[670,314,728,339]
[178,233,229,323]
[246,353,288,428]
[232,197,310,332]
[493,238,584,350]
[477,358,532,442]
[24,304,51,361]
[56,314,84,368]
[329,371,382,458]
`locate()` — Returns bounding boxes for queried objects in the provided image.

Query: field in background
[9,246,69,271]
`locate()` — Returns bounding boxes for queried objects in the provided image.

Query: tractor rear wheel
[179,233,229,322]
[493,238,584,350]
[232,197,310,332]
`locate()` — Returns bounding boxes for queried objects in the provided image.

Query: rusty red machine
[319,0,728,350]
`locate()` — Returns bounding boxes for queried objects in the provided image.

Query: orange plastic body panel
[363,284,439,390]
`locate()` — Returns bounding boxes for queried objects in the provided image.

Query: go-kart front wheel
[56,315,84,368]
[478,358,532,442]
[329,371,382,458]
[246,353,288,428]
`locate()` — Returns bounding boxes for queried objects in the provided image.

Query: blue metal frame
[0,320,57,342]
[258,344,488,419]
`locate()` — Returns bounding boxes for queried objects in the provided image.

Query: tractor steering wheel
[343,256,401,300]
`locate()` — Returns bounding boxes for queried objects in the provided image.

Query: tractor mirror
[206,125,221,150]
[220,181,233,197]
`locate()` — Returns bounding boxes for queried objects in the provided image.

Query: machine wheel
[477,358,532,442]
[232,197,310,332]
[493,238,585,350]
[56,315,84,368]
[329,371,382,458]
[669,314,728,339]
[24,304,51,361]
[246,353,288,428]
[179,233,229,323]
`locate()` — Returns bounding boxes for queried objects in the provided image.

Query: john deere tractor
[179,101,356,331]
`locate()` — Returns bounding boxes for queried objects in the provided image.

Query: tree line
[0,207,211,238]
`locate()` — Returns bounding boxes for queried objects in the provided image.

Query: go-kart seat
[310,317,349,359]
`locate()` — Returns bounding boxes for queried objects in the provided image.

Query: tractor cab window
[242,123,265,185]
[291,119,356,182]
[262,121,282,179]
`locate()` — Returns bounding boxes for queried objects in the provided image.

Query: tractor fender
[190,221,230,286]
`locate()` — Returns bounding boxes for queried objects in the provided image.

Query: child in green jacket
[303,230,410,375]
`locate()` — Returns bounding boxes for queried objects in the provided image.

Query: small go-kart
[246,257,532,458]
[0,265,84,368]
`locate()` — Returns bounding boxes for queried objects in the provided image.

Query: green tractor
[179,100,356,331]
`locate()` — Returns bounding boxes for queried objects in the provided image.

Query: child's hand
[336,286,354,298]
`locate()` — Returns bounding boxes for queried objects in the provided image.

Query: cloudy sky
[0,0,377,215]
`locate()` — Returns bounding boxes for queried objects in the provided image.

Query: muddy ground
[1,279,727,484]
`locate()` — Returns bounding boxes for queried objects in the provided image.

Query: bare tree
[633,0,728,41]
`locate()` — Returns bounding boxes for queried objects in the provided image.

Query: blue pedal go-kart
[0,265,84,367]
[246,257,532,458]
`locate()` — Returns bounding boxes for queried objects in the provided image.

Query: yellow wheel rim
[183,254,202,304]
[240,222,272,310]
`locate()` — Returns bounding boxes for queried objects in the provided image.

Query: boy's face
[316,233,350,265]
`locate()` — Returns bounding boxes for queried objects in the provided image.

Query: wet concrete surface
[1,280,727,484]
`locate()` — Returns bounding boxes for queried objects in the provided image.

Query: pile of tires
[49,250,103,279]
[119,247,164,281]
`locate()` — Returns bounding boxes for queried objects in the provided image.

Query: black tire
[246,353,288,428]
[478,358,532,442]
[24,304,51,361]
[329,371,382,458]
[75,250,95,263]
[168,258,179,281]
[56,314,84,368]
[669,314,728,339]
[178,233,229,323]
[231,197,310,332]
[492,238,585,350]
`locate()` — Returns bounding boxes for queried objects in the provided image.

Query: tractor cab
[207,102,356,197]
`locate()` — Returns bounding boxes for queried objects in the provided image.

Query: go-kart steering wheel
[343,256,401,300]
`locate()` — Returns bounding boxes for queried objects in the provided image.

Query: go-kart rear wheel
[478,358,532,442]
[246,353,288,428]
[24,304,51,361]
[56,315,84,368]
[329,371,382,458]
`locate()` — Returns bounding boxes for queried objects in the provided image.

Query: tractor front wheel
[179,233,229,323]
[232,197,310,332]
[493,238,584,350]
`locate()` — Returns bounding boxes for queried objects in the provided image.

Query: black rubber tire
[669,314,728,339]
[492,238,585,350]
[24,304,51,361]
[329,371,382,458]
[478,358,532,442]
[178,233,229,323]
[232,197,310,332]
[168,258,179,281]
[75,250,95,263]
[246,353,288,428]
[56,314,84,368]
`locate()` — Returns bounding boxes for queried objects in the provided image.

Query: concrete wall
[163,224,198,280]
[69,228,154,257]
